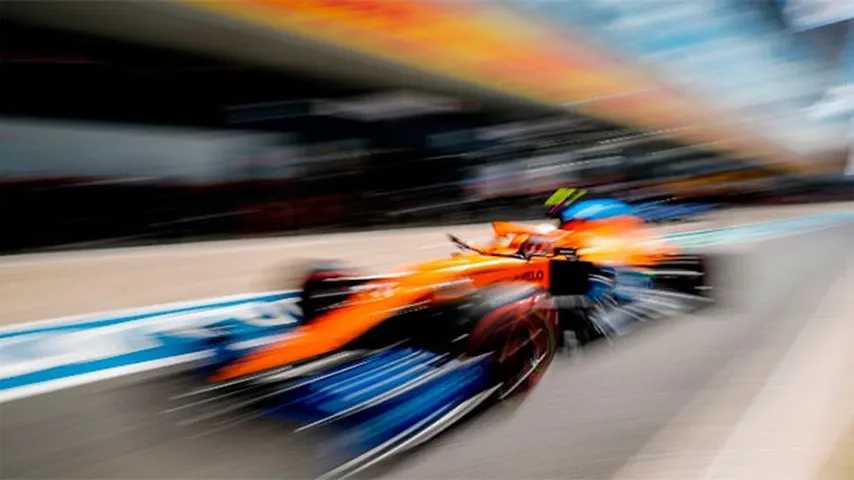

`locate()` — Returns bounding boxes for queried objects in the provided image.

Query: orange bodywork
[213,216,677,381]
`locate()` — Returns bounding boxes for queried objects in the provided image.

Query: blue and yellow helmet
[545,188,634,223]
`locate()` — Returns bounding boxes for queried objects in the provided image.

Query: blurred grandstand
[2,1,853,252]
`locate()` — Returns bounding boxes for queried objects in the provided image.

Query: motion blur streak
[183,0,789,162]
[3,0,854,479]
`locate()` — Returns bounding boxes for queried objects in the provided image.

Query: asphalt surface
[2,216,854,479]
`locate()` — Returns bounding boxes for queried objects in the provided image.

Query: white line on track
[0,239,336,268]
[0,290,294,336]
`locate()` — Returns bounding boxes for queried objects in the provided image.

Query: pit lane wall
[0,291,301,403]
[1,211,854,404]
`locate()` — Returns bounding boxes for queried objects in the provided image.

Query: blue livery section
[170,347,496,476]
[260,348,495,476]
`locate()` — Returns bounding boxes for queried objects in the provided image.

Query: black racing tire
[653,254,709,297]
[559,306,605,346]
[464,284,558,400]
[298,263,359,322]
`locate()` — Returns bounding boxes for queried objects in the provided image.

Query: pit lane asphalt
[2,214,854,479]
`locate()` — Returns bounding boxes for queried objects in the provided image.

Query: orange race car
[210,192,708,391]
[175,192,709,476]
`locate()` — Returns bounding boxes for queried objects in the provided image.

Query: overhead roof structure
[4,0,847,171]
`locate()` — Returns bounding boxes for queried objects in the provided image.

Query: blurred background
[4,2,854,480]
[3,0,854,253]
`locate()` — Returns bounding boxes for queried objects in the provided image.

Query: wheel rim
[496,304,555,398]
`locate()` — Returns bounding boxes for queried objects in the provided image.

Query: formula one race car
[175,194,709,477]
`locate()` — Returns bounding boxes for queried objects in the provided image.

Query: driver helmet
[545,188,634,227]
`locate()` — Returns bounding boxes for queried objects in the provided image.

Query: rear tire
[559,306,604,346]
[299,263,359,322]
[653,255,709,298]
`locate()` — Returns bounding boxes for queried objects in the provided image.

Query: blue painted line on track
[0,343,191,390]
